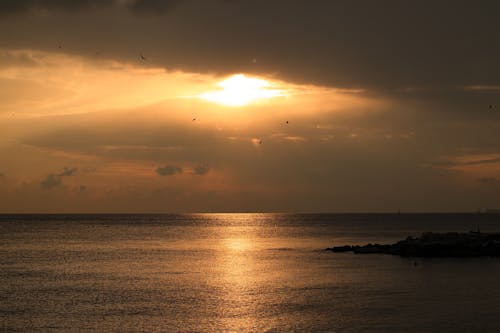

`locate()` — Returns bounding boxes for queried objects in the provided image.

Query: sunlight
[225,238,252,251]
[200,74,285,106]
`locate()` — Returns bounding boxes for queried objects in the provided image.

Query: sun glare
[200,74,285,106]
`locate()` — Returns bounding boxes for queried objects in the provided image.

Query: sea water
[2,213,500,332]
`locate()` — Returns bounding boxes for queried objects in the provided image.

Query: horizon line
[0,211,497,215]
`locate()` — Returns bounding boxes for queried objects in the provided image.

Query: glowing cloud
[200,74,285,106]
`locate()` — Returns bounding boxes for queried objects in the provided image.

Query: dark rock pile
[326,232,500,257]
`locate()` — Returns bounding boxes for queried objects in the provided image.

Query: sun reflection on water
[198,213,264,330]
[225,238,252,251]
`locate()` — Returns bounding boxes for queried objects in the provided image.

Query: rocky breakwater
[326,232,500,257]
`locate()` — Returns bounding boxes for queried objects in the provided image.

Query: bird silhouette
[192,118,196,121]
[139,53,147,61]
[489,105,494,109]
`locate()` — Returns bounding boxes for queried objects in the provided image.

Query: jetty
[326,232,500,257]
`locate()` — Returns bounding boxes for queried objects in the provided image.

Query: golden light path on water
[5,213,500,332]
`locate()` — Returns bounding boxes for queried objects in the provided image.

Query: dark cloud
[126,0,182,15]
[0,0,180,16]
[40,167,77,189]
[60,167,78,176]
[0,0,115,16]
[40,173,63,189]
[156,165,183,176]
[2,1,500,92]
[477,177,500,185]
[193,163,210,175]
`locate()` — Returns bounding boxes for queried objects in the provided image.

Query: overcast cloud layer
[2,0,500,90]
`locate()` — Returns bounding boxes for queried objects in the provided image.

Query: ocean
[2,213,500,332]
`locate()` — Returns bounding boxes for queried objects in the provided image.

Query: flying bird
[489,105,494,109]
[192,118,196,121]
[139,53,147,61]
[286,121,289,124]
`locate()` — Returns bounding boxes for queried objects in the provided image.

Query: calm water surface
[2,213,500,332]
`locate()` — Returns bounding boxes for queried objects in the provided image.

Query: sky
[1,0,500,213]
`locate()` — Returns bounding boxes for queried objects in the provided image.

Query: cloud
[477,177,500,185]
[0,0,180,16]
[0,50,39,68]
[464,157,500,166]
[193,163,210,175]
[40,173,63,189]
[1,1,500,92]
[126,0,182,15]
[1,27,500,212]
[40,167,77,189]
[0,0,115,16]
[60,167,78,176]
[440,154,500,171]
[156,165,183,176]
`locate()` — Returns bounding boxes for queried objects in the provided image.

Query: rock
[326,232,500,257]
[326,245,353,252]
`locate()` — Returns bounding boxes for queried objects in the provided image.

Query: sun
[200,74,285,106]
